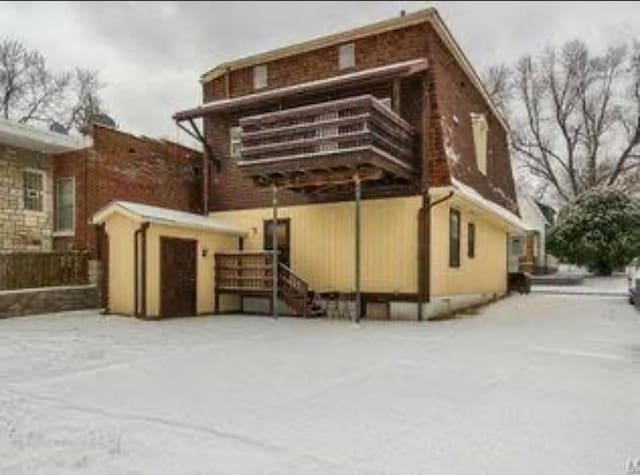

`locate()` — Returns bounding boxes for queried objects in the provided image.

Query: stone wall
[0,144,53,252]
[0,284,99,318]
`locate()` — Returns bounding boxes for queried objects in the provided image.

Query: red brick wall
[53,125,202,254]
[204,25,428,102]
[201,21,517,214]
[424,27,517,212]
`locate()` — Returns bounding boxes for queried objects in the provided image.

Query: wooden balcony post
[272,184,278,320]
[354,174,361,324]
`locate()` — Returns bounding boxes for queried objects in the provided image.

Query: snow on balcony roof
[0,118,91,153]
[92,201,247,236]
[174,59,428,120]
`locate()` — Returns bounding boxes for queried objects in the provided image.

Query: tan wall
[103,213,241,317]
[212,196,421,293]
[144,224,239,317]
[430,196,508,296]
[104,213,138,315]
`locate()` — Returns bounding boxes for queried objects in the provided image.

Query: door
[160,237,197,317]
[264,219,291,267]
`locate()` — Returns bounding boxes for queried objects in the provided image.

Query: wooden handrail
[237,95,416,170]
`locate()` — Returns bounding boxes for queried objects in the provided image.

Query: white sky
[0,1,637,146]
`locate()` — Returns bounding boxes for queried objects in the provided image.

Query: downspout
[418,190,454,320]
[133,222,150,318]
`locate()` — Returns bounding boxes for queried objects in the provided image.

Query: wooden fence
[0,252,89,290]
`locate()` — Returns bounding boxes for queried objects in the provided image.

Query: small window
[338,43,355,70]
[468,223,476,259]
[23,170,44,211]
[253,64,268,90]
[449,209,461,268]
[55,178,74,232]
[229,126,242,158]
[471,113,488,174]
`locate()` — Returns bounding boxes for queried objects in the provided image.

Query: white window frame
[253,64,268,90]
[22,168,46,213]
[229,126,242,159]
[338,42,355,70]
[54,177,75,235]
[471,113,488,175]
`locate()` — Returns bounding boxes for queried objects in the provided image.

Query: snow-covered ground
[1,294,638,474]
[532,275,628,296]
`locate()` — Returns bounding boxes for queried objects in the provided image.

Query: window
[229,126,242,158]
[23,170,44,211]
[449,208,461,268]
[55,178,74,232]
[338,42,355,70]
[253,64,268,90]
[468,222,476,259]
[471,113,488,174]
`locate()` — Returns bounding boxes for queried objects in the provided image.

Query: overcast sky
[1,1,637,146]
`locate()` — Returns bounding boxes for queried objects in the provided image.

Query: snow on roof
[517,193,551,230]
[450,178,525,231]
[92,201,247,236]
[0,118,90,153]
[174,59,428,120]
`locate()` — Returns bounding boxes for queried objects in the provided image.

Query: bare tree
[0,38,110,135]
[486,39,640,203]
[483,64,512,115]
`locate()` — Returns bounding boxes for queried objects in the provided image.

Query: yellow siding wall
[430,197,508,296]
[212,196,421,293]
[145,224,240,317]
[104,213,138,315]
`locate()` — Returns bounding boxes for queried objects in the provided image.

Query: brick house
[97,8,524,320]
[0,118,88,252]
[52,124,203,255]
[0,119,202,257]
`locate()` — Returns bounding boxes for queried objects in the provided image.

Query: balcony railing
[237,95,416,180]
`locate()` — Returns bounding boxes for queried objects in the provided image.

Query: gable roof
[92,201,247,236]
[198,8,507,130]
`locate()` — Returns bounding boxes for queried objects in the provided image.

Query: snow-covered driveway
[1,294,638,474]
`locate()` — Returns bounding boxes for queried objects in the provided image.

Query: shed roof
[92,201,247,236]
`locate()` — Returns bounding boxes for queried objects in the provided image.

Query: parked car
[628,258,639,306]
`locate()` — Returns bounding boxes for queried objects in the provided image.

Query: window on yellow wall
[468,222,476,258]
[449,208,461,268]
[471,113,488,174]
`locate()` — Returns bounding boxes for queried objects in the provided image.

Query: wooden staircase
[215,251,326,318]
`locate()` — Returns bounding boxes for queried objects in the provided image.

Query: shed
[92,201,247,318]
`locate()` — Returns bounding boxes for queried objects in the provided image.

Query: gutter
[133,222,150,318]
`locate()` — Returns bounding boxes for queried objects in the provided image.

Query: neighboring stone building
[0,119,87,252]
[53,124,203,255]
[0,119,203,256]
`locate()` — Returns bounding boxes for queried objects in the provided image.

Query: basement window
[23,170,44,212]
[338,43,355,70]
[253,64,268,90]
[449,208,461,268]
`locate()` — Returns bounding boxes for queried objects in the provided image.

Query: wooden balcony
[237,95,417,191]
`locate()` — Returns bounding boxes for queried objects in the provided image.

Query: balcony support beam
[271,185,279,320]
[354,174,362,324]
